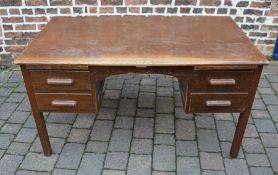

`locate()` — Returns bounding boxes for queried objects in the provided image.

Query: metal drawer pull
[206,100,231,107]
[47,78,74,86]
[51,100,77,107]
[209,79,236,86]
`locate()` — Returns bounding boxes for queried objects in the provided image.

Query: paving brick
[15,170,50,175]
[6,93,25,103]
[9,71,22,82]
[104,90,121,99]
[202,171,226,175]
[47,113,76,124]
[177,157,201,175]
[0,102,18,120]
[121,84,139,98]
[157,77,172,87]
[176,119,195,140]
[8,111,30,124]
[136,108,155,118]
[106,79,124,90]
[244,124,259,137]
[153,145,175,171]
[224,159,249,175]
[131,138,153,154]
[155,114,174,134]
[246,153,270,166]
[14,128,36,143]
[86,141,108,153]
[77,153,105,175]
[174,92,183,107]
[134,118,154,138]
[23,115,36,128]
[68,128,90,143]
[249,167,274,175]
[154,134,175,145]
[0,123,21,134]
[251,110,270,119]
[266,148,278,173]
[266,74,278,83]
[91,120,113,141]
[197,129,220,152]
[14,83,26,93]
[0,87,12,97]
[109,129,132,152]
[101,99,119,108]
[0,133,14,149]
[175,107,193,119]
[156,97,174,113]
[20,153,57,171]
[73,113,95,129]
[56,143,85,169]
[0,154,23,175]
[196,115,215,129]
[140,85,156,93]
[242,138,265,153]
[252,99,266,110]
[52,169,76,175]
[17,97,31,112]
[141,78,156,86]
[104,152,128,170]
[127,154,152,175]
[97,108,117,120]
[254,119,277,133]
[115,116,134,129]
[7,142,30,155]
[152,172,175,175]
[30,137,65,154]
[258,87,275,94]
[216,120,235,141]
[176,140,198,156]
[138,92,155,108]
[259,78,270,88]
[157,87,173,97]
[118,99,137,116]
[261,94,278,105]
[220,142,244,159]
[102,170,125,175]
[214,113,233,121]
[200,152,224,170]
[260,133,278,147]
[267,105,278,122]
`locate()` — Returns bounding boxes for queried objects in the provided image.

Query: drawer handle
[205,100,231,107]
[47,78,74,86]
[209,79,236,86]
[51,100,77,107]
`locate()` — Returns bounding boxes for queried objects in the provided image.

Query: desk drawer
[192,71,254,92]
[189,93,249,113]
[34,93,96,112]
[30,70,91,91]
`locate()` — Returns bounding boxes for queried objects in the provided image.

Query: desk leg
[20,65,52,156]
[230,66,263,158]
[33,111,52,156]
[230,110,250,158]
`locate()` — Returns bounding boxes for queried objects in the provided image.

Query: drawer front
[191,71,254,92]
[189,93,249,113]
[34,93,95,112]
[30,70,91,91]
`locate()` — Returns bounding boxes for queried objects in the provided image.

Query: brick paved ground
[0,64,278,175]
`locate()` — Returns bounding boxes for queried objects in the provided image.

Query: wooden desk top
[15,16,268,66]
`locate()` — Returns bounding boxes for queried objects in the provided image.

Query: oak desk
[15,16,269,158]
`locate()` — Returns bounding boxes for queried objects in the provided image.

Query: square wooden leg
[33,111,52,156]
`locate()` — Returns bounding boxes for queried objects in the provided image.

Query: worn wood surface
[15,16,268,66]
